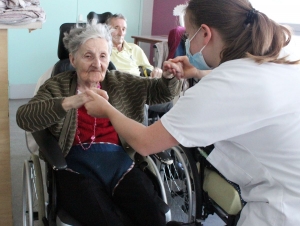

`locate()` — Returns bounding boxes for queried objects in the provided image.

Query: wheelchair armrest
[32,129,67,170]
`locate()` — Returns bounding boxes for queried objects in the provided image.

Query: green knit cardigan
[17,70,181,157]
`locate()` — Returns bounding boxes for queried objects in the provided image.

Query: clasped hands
[84,88,110,118]
[162,55,209,80]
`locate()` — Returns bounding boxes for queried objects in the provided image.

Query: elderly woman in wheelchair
[17,22,181,226]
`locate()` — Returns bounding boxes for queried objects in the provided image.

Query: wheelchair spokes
[159,146,195,224]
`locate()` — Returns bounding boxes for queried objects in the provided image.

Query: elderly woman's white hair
[63,20,113,56]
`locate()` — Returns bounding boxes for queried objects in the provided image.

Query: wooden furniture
[0,22,42,225]
[131,35,168,46]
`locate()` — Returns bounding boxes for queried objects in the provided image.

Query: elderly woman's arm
[145,75,182,106]
[16,77,69,132]
[16,74,92,132]
[17,94,91,132]
[17,97,67,132]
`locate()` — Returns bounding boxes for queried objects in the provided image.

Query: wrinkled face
[70,38,110,85]
[109,18,127,47]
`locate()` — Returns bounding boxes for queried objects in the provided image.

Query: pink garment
[167,26,186,60]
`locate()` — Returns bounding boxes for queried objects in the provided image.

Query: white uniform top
[161,58,300,226]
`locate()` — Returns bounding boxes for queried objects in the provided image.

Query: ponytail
[186,0,300,65]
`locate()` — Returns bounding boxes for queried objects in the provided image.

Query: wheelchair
[154,145,245,226]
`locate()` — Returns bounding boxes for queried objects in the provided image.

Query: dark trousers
[56,167,167,226]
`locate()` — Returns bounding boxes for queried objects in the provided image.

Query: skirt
[66,143,134,194]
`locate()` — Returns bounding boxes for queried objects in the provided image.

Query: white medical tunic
[161,58,300,226]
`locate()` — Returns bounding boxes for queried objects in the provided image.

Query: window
[251,0,300,35]
[250,0,300,24]
[251,0,300,59]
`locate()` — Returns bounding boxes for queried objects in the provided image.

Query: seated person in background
[16,22,181,226]
[106,13,162,78]
[107,13,172,121]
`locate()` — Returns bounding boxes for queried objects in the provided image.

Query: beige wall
[0,29,12,225]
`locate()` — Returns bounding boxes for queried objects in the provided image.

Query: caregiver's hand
[163,56,210,79]
[84,89,111,118]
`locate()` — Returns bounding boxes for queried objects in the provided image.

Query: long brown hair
[186,0,300,65]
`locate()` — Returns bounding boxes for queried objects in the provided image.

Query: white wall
[139,0,154,58]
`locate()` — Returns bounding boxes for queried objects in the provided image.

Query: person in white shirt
[84,0,300,225]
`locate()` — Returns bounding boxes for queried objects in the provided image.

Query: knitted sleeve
[16,71,74,132]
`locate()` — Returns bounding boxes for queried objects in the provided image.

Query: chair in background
[87,11,112,24]
[153,41,169,69]
[51,23,80,77]
[153,26,186,68]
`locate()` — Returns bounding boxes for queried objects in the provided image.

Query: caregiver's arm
[85,90,179,156]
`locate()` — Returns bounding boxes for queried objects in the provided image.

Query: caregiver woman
[85,0,300,226]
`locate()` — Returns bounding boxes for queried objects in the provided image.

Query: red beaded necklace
[76,82,100,150]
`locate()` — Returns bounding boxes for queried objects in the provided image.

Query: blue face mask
[185,27,212,70]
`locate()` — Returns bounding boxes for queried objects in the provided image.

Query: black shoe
[166,222,182,226]
[166,221,195,226]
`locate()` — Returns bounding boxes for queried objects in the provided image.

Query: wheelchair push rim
[22,154,45,226]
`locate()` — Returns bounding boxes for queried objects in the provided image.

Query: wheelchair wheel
[22,154,45,226]
[145,156,172,222]
[159,146,200,224]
